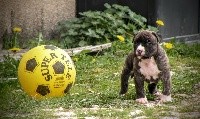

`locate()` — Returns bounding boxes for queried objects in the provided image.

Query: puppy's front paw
[136,98,148,104]
[156,94,172,103]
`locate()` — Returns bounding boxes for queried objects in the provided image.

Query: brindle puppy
[120,30,172,104]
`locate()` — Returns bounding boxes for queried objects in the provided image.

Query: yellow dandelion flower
[117,35,125,42]
[163,42,173,49]
[13,27,22,33]
[9,47,21,53]
[156,20,164,26]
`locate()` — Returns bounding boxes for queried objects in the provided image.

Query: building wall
[0,0,76,48]
[156,0,199,38]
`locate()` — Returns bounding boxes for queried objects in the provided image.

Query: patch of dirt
[40,84,200,119]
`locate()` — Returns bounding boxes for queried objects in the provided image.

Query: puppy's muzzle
[136,45,145,56]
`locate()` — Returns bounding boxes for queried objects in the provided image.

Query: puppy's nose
[137,49,143,54]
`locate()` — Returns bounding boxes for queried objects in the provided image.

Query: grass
[0,42,200,118]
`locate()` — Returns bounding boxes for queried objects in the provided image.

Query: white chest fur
[138,57,161,80]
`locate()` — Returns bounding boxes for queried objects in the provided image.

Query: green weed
[0,55,19,78]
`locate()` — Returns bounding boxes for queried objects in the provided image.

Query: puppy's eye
[147,40,152,45]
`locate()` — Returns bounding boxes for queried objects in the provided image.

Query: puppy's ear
[152,32,162,43]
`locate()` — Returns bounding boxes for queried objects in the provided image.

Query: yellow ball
[18,45,76,99]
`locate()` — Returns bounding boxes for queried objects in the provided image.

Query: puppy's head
[134,30,160,59]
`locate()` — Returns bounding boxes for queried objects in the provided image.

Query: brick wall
[0,0,76,48]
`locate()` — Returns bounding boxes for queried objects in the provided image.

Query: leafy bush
[57,3,155,48]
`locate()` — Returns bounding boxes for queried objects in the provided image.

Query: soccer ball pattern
[26,58,38,72]
[18,45,76,99]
